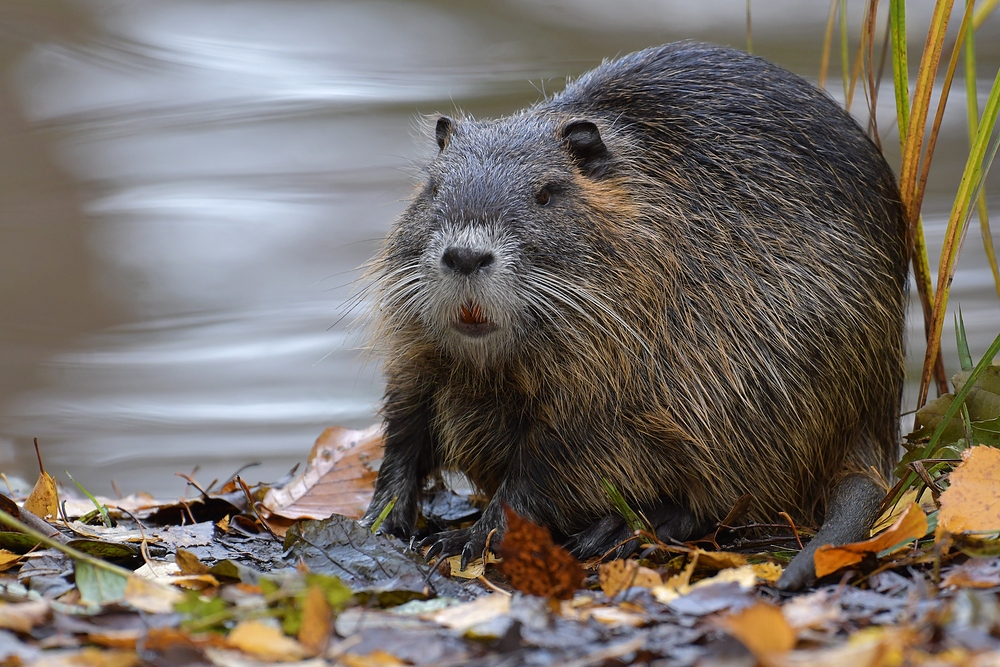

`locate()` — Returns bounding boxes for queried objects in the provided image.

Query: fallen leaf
[496,506,584,600]
[694,550,748,571]
[598,559,662,596]
[338,650,409,667]
[938,446,1000,536]
[0,599,49,633]
[427,593,511,632]
[0,549,21,572]
[444,551,501,579]
[227,619,306,662]
[175,548,210,575]
[31,647,141,667]
[143,627,230,652]
[751,562,783,583]
[85,629,141,650]
[24,470,59,519]
[719,602,796,663]
[813,502,927,578]
[298,585,332,656]
[942,557,1000,588]
[261,424,383,521]
[781,589,842,631]
[76,560,129,605]
[124,574,185,614]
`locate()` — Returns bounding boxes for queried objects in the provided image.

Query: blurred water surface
[0,1,997,495]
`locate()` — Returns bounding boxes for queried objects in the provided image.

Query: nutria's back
[362,42,907,589]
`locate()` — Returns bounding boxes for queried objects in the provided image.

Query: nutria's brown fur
[359,42,907,590]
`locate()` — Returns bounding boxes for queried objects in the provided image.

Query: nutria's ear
[561,119,610,177]
[435,116,454,152]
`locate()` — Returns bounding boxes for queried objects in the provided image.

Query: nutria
[359,42,907,591]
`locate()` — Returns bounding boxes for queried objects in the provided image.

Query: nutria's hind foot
[776,474,886,591]
[567,498,709,561]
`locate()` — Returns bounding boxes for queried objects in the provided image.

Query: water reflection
[0,0,996,495]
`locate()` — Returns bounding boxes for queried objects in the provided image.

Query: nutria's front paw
[420,525,496,569]
[359,503,414,542]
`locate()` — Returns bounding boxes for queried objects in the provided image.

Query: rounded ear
[561,119,610,176]
[435,116,454,152]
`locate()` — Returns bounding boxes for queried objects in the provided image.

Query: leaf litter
[3,407,1000,666]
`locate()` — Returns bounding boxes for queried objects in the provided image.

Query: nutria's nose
[441,246,495,275]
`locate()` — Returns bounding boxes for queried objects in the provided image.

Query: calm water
[1,1,997,496]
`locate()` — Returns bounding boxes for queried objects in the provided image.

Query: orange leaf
[261,425,383,521]
[813,503,927,578]
[938,446,1000,536]
[24,470,58,519]
[298,585,332,657]
[598,559,662,596]
[497,506,584,600]
[719,602,796,660]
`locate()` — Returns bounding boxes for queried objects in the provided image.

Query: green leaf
[66,539,141,560]
[75,560,128,605]
[0,532,41,553]
[972,416,1000,446]
[956,310,973,371]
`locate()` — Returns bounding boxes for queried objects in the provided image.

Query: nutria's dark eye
[428,179,440,197]
[536,187,552,207]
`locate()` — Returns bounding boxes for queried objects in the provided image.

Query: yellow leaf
[751,562,784,584]
[227,620,306,662]
[813,502,927,578]
[719,602,796,661]
[938,446,1000,536]
[24,471,59,519]
[598,559,662,596]
[175,549,210,575]
[0,549,21,573]
[298,585,332,657]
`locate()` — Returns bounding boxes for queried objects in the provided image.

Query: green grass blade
[66,470,113,528]
[964,8,1000,299]
[919,64,1000,406]
[890,0,910,146]
[956,309,972,371]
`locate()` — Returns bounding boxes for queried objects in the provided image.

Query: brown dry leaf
[261,424,383,521]
[175,548,210,575]
[0,599,49,633]
[24,470,59,519]
[298,585,332,656]
[33,648,141,667]
[719,602,796,663]
[0,549,21,573]
[85,630,141,650]
[144,627,230,652]
[813,502,927,578]
[938,446,1000,536]
[227,619,306,662]
[694,550,748,571]
[598,559,662,596]
[496,506,584,600]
